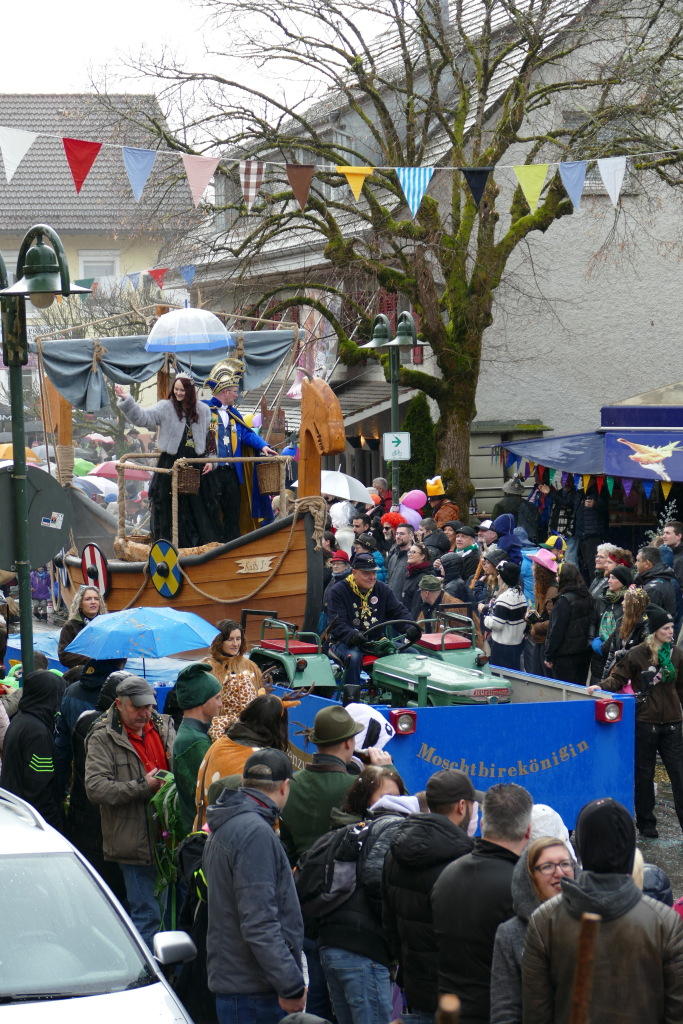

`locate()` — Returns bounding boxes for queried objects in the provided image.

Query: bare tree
[100,0,683,509]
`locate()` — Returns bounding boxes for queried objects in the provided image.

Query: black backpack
[294,821,372,918]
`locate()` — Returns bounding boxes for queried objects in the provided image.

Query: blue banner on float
[604,432,683,483]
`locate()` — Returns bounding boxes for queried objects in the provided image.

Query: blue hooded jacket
[492,514,522,566]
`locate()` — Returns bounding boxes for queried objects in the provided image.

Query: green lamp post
[0,225,90,670]
[359,310,417,508]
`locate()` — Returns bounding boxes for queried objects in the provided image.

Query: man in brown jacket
[597,604,683,838]
[85,676,175,949]
[523,797,683,1024]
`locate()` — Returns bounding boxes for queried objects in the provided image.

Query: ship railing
[113,451,294,548]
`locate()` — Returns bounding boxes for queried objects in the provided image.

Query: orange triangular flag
[62,137,102,194]
[661,480,673,500]
[337,166,373,201]
[181,155,220,207]
[148,268,168,289]
[286,165,316,210]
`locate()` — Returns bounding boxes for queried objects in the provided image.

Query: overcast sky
[1,1,211,95]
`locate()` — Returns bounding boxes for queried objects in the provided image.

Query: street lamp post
[0,225,89,670]
[359,311,417,508]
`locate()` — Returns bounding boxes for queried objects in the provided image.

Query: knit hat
[98,671,132,711]
[418,574,443,592]
[529,548,559,573]
[455,525,476,538]
[608,565,632,588]
[175,662,221,710]
[646,604,674,633]
[309,705,364,746]
[443,520,464,532]
[498,561,521,587]
[574,798,636,874]
[483,546,506,568]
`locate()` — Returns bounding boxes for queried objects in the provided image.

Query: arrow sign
[383,431,411,461]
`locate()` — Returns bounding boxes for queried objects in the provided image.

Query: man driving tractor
[327,552,420,694]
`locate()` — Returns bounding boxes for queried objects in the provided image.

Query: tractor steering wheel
[357,618,421,649]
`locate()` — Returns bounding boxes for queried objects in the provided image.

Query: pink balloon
[402,489,427,510]
[252,412,263,429]
[398,504,422,528]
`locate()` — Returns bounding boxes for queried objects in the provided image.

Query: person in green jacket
[172,662,222,834]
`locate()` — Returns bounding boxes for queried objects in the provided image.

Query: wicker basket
[177,464,201,495]
[256,459,281,495]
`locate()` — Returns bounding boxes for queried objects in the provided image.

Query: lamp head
[358,312,392,351]
[0,229,90,307]
[389,311,418,347]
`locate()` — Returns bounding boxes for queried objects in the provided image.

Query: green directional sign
[383,431,411,461]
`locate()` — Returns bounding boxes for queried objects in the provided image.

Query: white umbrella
[145,307,236,352]
[293,470,372,503]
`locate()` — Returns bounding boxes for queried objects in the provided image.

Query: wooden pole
[569,912,601,1024]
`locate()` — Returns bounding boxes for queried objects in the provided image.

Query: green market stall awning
[30,331,295,412]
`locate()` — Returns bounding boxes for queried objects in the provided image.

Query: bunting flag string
[337,165,374,201]
[558,160,587,211]
[661,481,673,500]
[126,272,140,290]
[286,164,316,210]
[147,268,169,290]
[459,166,493,208]
[0,126,38,184]
[513,164,549,213]
[182,154,220,207]
[621,478,633,498]
[642,479,654,499]
[606,476,615,496]
[598,156,627,208]
[179,266,196,286]
[239,160,266,212]
[396,166,434,217]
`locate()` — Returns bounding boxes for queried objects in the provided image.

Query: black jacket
[424,531,450,561]
[66,706,106,854]
[386,546,409,597]
[327,577,412,646]
[0,670,66,832]
[383,813,474,1013]
[635,563,677,618]
[402,561,432,620]
[441,549,480,586]
[545,588,594,661]
[432,838,519,1024]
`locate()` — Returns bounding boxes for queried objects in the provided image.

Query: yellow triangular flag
[528,462,535,472]
[661,480,673,500]
[513,164,549,213]
[337,166,374,201]
[583,475,591,491]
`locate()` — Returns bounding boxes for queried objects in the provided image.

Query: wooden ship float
[58,376,345,630]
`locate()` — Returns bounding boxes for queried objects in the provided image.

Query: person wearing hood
[490,836,575,1024]
[382,769,477,1023]
[491,476,526,523]
[490,514,523,566]
[203,748,306,1022]
[634,545,677,619]
[421,518,450,561]
[522,797,683,1024]
[54,657,127,791]
[0,669,66,831]
[598,604,683,839]
[66,670,131,903]
[544,562,593,686]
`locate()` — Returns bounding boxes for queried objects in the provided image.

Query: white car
[0,789,196,1022]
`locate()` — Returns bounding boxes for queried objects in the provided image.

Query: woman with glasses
[490,836,574,1024]
[401,542,433,619]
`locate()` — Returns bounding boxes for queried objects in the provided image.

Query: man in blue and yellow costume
[204,358,277,542]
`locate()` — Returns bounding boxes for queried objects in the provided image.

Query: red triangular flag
[62,137,102,193]
[286,165,316,210]
[148,268,168,289]
[596,475,605,493]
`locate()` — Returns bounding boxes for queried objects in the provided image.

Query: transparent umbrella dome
[145,307,236,352]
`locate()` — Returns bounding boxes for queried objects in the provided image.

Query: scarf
[346,575,376,629]
[407,559,431,578]
[456,543,478,557]
[658,642,677,683]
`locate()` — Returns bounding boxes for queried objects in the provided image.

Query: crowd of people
[4,469,683,1023]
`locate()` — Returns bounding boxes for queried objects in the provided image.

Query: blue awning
[499,433,605,476]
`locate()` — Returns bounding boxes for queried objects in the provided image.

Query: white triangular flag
[0,126,38,183]
[597,156,626,208]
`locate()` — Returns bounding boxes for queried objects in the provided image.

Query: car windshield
[0,852,156,999]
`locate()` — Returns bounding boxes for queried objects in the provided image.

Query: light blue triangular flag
[396,167,435,217]
[642,479,654,499]
[558,160,587,211]
[122,146,157,202]
[127,272,140,290]
[179,265,196,286]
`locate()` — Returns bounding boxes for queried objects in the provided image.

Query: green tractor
[247,615,512,707]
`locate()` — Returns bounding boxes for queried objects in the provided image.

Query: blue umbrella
[64,606,219,660]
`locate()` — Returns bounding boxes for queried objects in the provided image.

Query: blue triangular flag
[179,265,196,286]
[574,474,582,490]
[506,450,517,468]
[127,272,140,289]
[459,167,494,208]
[642,479,654,499]
[558,161,587,211]
[122,146,157,202]
[396,167,435,217]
